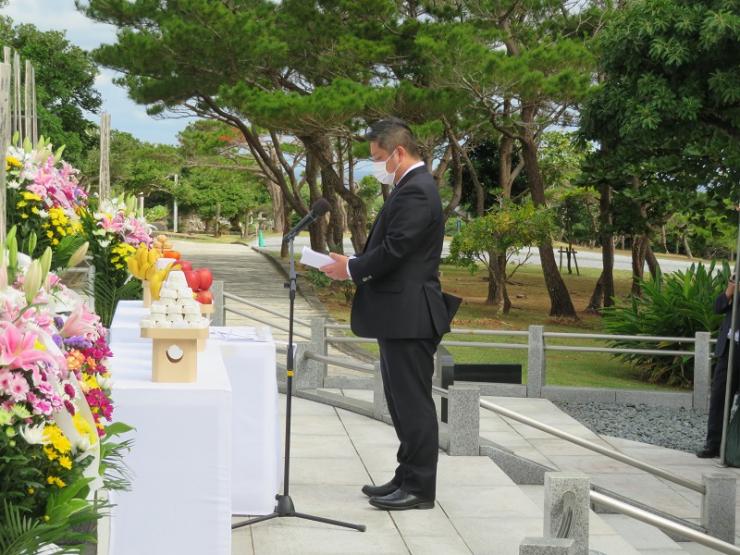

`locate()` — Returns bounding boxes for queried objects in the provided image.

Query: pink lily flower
[60,305,101,340]
[0,322,57,370]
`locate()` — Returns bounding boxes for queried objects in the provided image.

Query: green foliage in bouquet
[602,261,732,386]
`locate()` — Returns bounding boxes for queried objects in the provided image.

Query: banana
[126,245,163,281]
[145,264,158,281]
[127,257,140,277]
[149,264,173,300]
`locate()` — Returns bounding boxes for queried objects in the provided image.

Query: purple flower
[64,336,92,350]
[64,400,76,415]
[54,316,64,330]
[52,334,64,349]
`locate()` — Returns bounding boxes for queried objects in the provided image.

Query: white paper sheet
[299,246,334,269]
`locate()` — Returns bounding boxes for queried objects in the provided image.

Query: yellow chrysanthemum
[43,445,58,461]
[58,455,73,470]
[5,155,22,169]
[43,425,71,454]
[21,191,41,201]
[46,476,66,488]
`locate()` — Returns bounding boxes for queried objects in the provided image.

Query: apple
[197,268,213,291]
[183,270,200,291]
[196,290,213,304]
[178,260,193,272]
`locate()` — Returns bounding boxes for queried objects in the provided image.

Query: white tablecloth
[108,337,232,555]
[210,328,281,515]
[109,302,281,519]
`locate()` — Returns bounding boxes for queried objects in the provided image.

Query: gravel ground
[553,401,708,454]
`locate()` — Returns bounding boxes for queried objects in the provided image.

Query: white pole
[23,60,32,143]
[0,62,11,244]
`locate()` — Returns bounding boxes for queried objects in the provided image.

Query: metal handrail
[442,341,528,350]
[430,385,705,494]
[326,336,693,356]
[224,306,311,340]
[545,345,692,356]
[327,337,376,344]
[304,352,374,373]
[544,332,699,343]
[590,491,740,554]
[223,292,311,327]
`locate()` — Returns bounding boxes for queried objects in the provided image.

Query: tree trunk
[486,267,498,306]
[303,135,367,253]
[321,168,344,254]
[497,253,512,314]
[683,236,694,259]
[519,118,577,318]
[267,181,285,233]
[661,225,668,253]
[631,234,649,296]
[586,273,605,314]
[304,150,327,252]
[280,202,291,258]
[588,180,616,311]
[645,244,661,280]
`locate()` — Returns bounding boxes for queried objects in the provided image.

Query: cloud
[2,0,193,144]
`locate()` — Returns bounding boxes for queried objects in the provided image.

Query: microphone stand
[232,235,366,532]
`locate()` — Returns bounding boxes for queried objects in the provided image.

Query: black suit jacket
[348,166,460,339]
[715,292,740,357]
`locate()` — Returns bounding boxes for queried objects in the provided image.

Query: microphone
[283,198,331,243]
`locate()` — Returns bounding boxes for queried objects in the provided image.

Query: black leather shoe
[361,480,398,498]
[369,489,434,511]
[696,446,720,458]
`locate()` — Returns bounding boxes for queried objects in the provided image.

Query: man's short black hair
[366,117,421,157]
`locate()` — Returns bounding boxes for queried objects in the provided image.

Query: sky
[2,0,193,145]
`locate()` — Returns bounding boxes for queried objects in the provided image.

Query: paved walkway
[170,239,739,554]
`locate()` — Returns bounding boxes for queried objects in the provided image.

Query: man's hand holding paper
[319,252,350,281]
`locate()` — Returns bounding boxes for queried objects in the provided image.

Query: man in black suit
[321,118,460,510]
[697,274,740,458]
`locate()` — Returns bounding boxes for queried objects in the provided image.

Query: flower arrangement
[80,194,154,327]
[0,228,131,553]
[5,137,88,265]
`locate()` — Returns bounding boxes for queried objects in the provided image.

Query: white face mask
[371,150,400,185]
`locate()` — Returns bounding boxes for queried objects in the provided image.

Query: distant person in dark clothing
[697,274,740,458]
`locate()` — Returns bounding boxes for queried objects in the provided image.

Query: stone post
[448,384,480,456]
[544,472,590,555]
[373,360,389,421]
[210,280,225,326]
[310,317,328,386]
[528,325,546,397]
[293,343,322,390]
[701,473,736,543]
[435,346,455,423]
[693,332,711,412]
[519,538,575,555]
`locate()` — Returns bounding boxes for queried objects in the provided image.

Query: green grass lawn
[275,251,692,392]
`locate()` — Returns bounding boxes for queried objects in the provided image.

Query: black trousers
[706,347,740,448]
[377,337,439,500]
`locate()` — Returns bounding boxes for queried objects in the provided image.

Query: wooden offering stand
[142,281,152,307]
[140,327,209,383]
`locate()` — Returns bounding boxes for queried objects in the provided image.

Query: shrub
[145,204,169,223]
[602,261,732,387]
